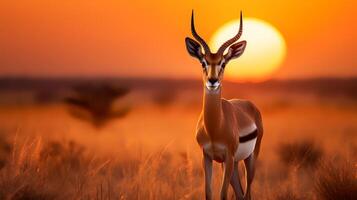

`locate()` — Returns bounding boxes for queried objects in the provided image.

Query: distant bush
[277,140,323,169]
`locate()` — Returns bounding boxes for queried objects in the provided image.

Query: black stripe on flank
[239,129,258,143]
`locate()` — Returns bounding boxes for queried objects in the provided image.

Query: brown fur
[195,87,263,200]
[195,90,264,163]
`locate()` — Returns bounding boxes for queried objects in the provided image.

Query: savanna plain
[0,78,356,200]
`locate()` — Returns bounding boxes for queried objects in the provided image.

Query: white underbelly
[234,138,256,161]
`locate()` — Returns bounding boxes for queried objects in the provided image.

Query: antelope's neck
[203,88,223,137]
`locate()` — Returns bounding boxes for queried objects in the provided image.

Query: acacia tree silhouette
[65,84,131,128]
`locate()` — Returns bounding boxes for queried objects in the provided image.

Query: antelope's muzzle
[206,78,220,91]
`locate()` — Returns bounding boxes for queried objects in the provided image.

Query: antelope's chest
[201,139,256,162]
[202,142,227,163]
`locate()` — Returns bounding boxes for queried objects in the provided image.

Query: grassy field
[0,78,356,199]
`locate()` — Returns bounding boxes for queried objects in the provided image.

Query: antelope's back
[228,99,261,135]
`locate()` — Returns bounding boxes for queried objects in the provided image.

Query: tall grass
[0,135,355,199]
[277,139,323,169]
[314,158,357,200]
[0,137,205,200]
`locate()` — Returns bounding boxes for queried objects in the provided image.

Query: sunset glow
[210,18,286,82]
[0,1,356,199]
[0,1,356,79]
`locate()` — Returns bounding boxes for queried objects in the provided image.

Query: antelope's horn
[191,10,211,55]
[217,11,243,55]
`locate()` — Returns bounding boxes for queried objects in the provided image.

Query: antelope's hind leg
[243,154,256,200]
[230,161,244,200]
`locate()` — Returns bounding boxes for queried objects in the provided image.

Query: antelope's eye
[201,60,208,68]
[220,60,226,68]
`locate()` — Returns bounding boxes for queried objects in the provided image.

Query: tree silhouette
[65,84,131,128]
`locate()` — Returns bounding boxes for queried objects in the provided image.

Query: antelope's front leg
[220,153,234,200]
[203,152,213,200]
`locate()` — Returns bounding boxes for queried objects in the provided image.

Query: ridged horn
[217,11,243,55]
[191,10,211,55]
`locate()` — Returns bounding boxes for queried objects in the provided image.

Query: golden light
[210,18,287,82]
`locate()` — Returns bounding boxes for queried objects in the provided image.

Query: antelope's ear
[185,37,204,60]
[224,41,247,61]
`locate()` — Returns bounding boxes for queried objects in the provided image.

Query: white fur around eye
[201,59,208,70]
[220,59,225,67]
[217,65,222,73]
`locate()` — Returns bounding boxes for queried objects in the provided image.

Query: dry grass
[274,189,304,200]
[0,134,11,169]
[0,135,355,200]
[314,158,357,200]
[0,137,206,200]
[277,140,323,170]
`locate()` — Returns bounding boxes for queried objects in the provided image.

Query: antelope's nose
[206,78,220,90]
[208,78,218,85]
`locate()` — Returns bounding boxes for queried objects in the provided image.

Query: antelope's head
[185,11,247,91]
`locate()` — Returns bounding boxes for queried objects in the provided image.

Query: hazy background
[0,1,356,199]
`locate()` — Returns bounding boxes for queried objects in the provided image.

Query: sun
[210,18,287,82]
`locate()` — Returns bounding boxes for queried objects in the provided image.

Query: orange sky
[0,0,356,80]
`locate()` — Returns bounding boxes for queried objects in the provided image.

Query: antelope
[185,11,263,200]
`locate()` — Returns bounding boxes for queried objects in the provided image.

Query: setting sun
[210,18,287,82]
[0,1,356,199]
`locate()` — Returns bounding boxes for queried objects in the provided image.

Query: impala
[185,11,264,200]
